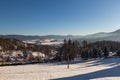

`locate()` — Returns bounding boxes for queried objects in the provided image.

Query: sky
[0,0,120,35]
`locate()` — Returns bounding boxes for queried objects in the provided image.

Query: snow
[0,58,120,80]
[23,39,63,46]
[41,41,63,46]
[32,52,45,58]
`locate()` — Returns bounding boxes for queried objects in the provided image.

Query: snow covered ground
[0,58,120,80]
[23,39,63,46]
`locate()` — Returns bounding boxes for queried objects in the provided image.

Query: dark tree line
[57,39,80,61]
[57,40,120,61]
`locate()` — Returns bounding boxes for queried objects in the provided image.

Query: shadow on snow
[53,58,120,80]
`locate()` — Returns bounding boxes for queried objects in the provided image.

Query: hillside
[0,38,55,51]
[0,38,25,51]
[0,38,57,63]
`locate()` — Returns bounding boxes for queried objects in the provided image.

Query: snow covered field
[0,58,120,80]
[23,39,63,46]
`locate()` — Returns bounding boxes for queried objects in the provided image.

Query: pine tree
[103,45,109,58]
[82,40,87,48]
[58,39,80,68]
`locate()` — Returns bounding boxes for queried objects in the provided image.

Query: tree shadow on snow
[85,58,120,67]
[53,65,120,80]
[53,58,120,80]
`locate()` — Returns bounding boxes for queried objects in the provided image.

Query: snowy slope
[0,58,120,80]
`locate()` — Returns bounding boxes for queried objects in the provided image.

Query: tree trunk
[67,55,69,69]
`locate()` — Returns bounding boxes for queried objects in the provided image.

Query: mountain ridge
[0,29,120,41]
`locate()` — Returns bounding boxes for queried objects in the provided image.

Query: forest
[0,38,120,66]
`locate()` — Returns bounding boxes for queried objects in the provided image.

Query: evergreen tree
[82,40,87,48]
[103,45,109,58]
[58,39,80,68]
[116,48,120,57]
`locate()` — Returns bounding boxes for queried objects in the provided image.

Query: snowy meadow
[1,58,120,80]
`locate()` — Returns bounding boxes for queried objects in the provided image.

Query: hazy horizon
[0,0,120,35]
[0,28,119,36]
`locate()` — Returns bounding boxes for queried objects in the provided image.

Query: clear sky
[0,0,120,35]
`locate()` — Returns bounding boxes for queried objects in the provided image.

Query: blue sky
[0,0,120,35]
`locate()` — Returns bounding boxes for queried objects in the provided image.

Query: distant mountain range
[0,35,81,41]
[0,29,120,42]
[76,29,120,42]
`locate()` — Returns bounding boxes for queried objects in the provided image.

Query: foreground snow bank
[0,58,120,80]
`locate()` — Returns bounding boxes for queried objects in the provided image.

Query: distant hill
[76,29,120,42]
[0,29,120,42]
[0,35,82,41]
